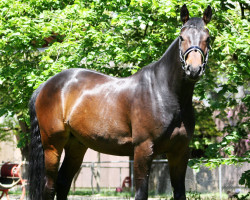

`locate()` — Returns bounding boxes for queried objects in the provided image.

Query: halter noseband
[179,26,210,73]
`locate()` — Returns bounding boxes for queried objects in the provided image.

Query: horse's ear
[203,5,212,24]
[180,4,189,24]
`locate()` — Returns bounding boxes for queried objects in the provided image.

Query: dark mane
[134,37,180,75]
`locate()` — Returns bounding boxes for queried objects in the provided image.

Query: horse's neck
[154,37,195,108]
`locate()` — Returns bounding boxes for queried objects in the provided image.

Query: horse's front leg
[134,140,154,200]
[167,148,189,200]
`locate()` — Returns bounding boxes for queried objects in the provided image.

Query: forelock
[184,18,205,30]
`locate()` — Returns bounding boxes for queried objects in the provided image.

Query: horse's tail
[28,84,45,200]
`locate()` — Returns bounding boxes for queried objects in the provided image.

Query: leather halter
[179,25,210,73]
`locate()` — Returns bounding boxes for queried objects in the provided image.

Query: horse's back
[35,68,115,116]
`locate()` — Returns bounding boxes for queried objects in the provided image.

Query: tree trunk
[16,116,30,181]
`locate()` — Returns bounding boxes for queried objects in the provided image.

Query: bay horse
[29,5,212,200]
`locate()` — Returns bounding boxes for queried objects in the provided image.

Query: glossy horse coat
[29,5,212,200]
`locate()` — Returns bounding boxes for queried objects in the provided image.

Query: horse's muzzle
[185,64,203,80]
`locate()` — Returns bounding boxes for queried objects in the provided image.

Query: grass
[7,187,250,199]
[69,189,131,197]
[69,189,250,200]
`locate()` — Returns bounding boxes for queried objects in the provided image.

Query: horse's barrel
[1,162,19,177]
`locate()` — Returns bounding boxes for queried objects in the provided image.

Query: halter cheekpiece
[179,25,210,73]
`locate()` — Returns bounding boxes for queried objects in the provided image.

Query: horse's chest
[154,111,194,154]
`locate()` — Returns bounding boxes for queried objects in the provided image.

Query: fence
[71,160,250,197]
[149,160,249,196]
[71,160,131,193]
[1,160,249,199]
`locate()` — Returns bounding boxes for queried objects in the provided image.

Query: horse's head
[179,5,212,81]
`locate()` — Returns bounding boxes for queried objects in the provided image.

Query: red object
[116,187,123,192]
[122,176,131,188]
[116,176,132,193]
[1,163,19,177]
[0,162,26,200]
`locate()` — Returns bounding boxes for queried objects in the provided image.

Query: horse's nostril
[185,65,203,78]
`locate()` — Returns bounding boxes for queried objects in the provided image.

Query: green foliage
[0,0,249,169]
[186,189,201,200]
[239,169,250,189]
[236,192,250,200]
[191,102,223,153]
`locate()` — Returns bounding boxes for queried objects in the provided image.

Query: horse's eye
[206,37,210,43]
[206,37,211,49]
[179,36,184,41]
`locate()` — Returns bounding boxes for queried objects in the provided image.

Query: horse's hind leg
[42,130,68,200]
[56,135,87,200]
